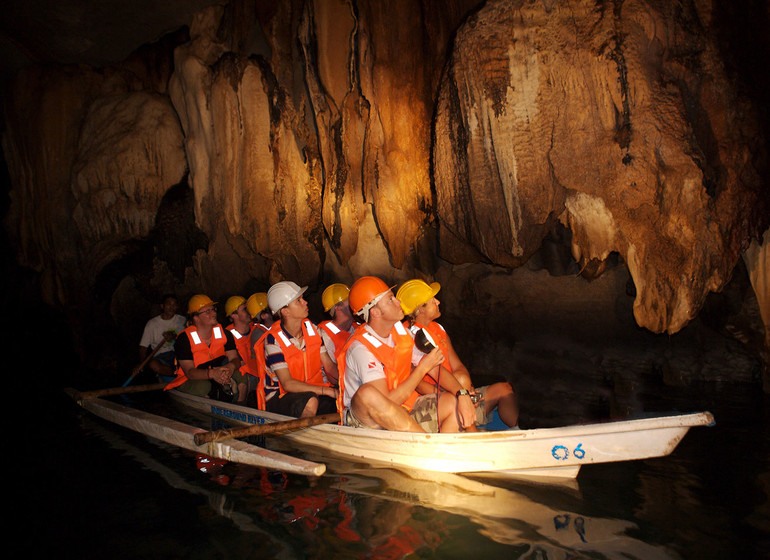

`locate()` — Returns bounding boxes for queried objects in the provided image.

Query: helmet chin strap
[360,290,389,322]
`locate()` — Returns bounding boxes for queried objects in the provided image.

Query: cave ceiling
[0,0,217,74]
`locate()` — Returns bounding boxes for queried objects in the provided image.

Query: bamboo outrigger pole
[74,382,168,400]
[194,413,340,445]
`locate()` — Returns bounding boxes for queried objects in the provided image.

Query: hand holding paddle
[123,342,165,387]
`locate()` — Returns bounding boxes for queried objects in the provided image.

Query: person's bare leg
[437,392,459,432]
[236,382,247,404]
[351,384,424,432]
[484,382,519,427]
[437,392,479,432]
[301,396,319,418]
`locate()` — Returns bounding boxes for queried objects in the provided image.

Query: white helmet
[267,281,308,314]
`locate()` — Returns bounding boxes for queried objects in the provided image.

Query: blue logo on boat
[209,404,266,425]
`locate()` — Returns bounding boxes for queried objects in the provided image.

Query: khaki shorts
[343,393,439,433]
[413,389,488,430]
[409,393,439,433]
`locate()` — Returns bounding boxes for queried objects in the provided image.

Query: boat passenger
[165,294,244,401]
[336,276,469,432]
[397,279,519,429]
[131,294,186,381]
[247,292,272,333]
[224,295,256,404]
[253,281,339,417]
[246,291,271,408]
[317,283,360,382]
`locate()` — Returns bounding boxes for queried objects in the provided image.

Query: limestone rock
[1,0,768,384]
[169,5,325,285]
[3,38,188,307]
[72,91,186,246]
[434,0,768,334]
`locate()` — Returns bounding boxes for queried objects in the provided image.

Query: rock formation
[434,0,767,336]
[1,0,768,387]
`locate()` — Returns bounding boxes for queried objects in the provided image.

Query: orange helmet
[348,276,391,315]
[187,294,217,314]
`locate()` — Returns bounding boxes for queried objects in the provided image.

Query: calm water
[29,381,768,560]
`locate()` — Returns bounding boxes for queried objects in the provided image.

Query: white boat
[168,389,714,479]
[65,388,325,477]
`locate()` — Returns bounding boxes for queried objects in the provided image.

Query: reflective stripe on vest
[227,324,257,377]
[165,325,227,391]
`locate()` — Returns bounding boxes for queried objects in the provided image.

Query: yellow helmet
[396,280,440,316]
[321,283,350,312]
[187,294,217,314]
[225,295,246,316]
[246,292,268,319]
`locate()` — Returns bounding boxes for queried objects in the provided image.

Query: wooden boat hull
[65,388,325,476]
[168,390,714,478]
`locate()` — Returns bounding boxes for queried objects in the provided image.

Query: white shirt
[342,325,391,409]
[139,314,186,353]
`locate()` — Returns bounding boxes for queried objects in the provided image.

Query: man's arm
[419,358,476,429]
[274,366,337,398]
[320,351,339,387]
[378,347,444,405]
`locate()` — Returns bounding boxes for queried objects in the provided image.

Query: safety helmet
[225,295,246,316]
[267,281,307,314]
[349,276,392,315]
[187,294,217,314]
[321,283,350,312]
[396,280,440,316]
[246,292,268,319]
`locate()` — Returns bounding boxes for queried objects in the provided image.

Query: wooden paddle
[74,382,168,401]
[122,341,166,387]
[193,412,340,445]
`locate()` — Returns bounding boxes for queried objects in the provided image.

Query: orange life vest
[409,320,452,387]
[254,320,328,399]
[318,320,358,361]
[337,322,417,417]
[165,325,227,390]
[226,323,257,376]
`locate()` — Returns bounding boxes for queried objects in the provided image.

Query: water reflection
[83,416,680,559]
[64,381,769,560]
[326,462,678,558]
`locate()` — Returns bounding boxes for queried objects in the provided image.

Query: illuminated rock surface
[1,0,768,388]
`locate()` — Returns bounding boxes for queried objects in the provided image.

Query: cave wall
[433,0,768,336]
[1,0,768,382]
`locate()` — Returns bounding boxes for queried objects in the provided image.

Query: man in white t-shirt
[132,294,187,379]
